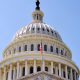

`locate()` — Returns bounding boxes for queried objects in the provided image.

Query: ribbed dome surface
[13,22,62,42]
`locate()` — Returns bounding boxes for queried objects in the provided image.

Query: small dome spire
[35,0,40,10]
[32,0,44,23]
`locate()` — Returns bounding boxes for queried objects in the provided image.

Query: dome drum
[3,35,72,60]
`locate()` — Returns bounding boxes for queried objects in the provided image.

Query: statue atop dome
[36,0,40,10]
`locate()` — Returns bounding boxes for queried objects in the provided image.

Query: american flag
[40,42,42,54]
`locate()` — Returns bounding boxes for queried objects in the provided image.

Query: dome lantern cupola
[32,0,44,23]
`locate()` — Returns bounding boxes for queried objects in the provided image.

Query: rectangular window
[22,67,25,76]
[61,50,63,55]
[37,44,40,51]
[24,45,27,51]
[53,68,55,74]
[63,71,66,78]
[50,46,53,52]
[56,48,58,54]
[31,44,34,51]
[44,45,47,51]
[19,46,21,52]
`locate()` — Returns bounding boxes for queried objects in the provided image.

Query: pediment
[18,71,64,80]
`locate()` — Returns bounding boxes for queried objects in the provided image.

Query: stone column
[55,66,58,75]
[16,46,19,53]
[54,46,56,54]
[22,44,24,52]
[17,62,20,79]
[0,68,1,80]
[42,60,45,71]
[13,67,16,80]
[9,64,12,80]
[59,63,61,77]
[61,68,63,77]
[34,43,37,51]
[75,71,76,80]
[34,59,36,73]
[51,62,53,74]
[65,65,68,79]
[58,48,61,56]
[27,44,30,51]
[4,67,6,80]
[70,68,73,80]
[25,61,28,75]
[19,66,22,77]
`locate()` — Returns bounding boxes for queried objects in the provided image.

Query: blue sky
[0,0,80,76]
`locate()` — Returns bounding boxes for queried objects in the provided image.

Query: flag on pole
[40,42,42,54]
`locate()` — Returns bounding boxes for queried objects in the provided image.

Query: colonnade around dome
[0,54,79,80]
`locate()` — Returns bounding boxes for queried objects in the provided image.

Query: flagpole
[41,40,44,68]
[40,32,44,72]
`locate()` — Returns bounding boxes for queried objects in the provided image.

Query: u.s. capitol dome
[0,0,79,80]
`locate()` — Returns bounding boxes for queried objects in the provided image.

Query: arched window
[50,46,53,52]
[37,66,41,72]
[37,28,40,31]
[22,67,25,76]
[31,44,34,51]
[61,50,63,55]
[42,28,45,34]
[13,48,16,54]
[19,46,21,52]
[45,67,48,72]
[37,44,40,51]
[37,28,40,33]
[30,66,33,74]
[72,70,75,80]
[55,32,57,37]
[24,45,27,51]
[32,28,35,31]
[53,68,55,74]
[42,28,44,31]
[6,72,8,80]
[11,70,14,80]
[47,29,49,32]
[58,69,59,76]
[51,31,53,34]
[44,45,47,51]
[56,48,58,54]
[63,70,66,78]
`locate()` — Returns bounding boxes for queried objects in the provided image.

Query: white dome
[1,2,79,80]
[13,22,62,42]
